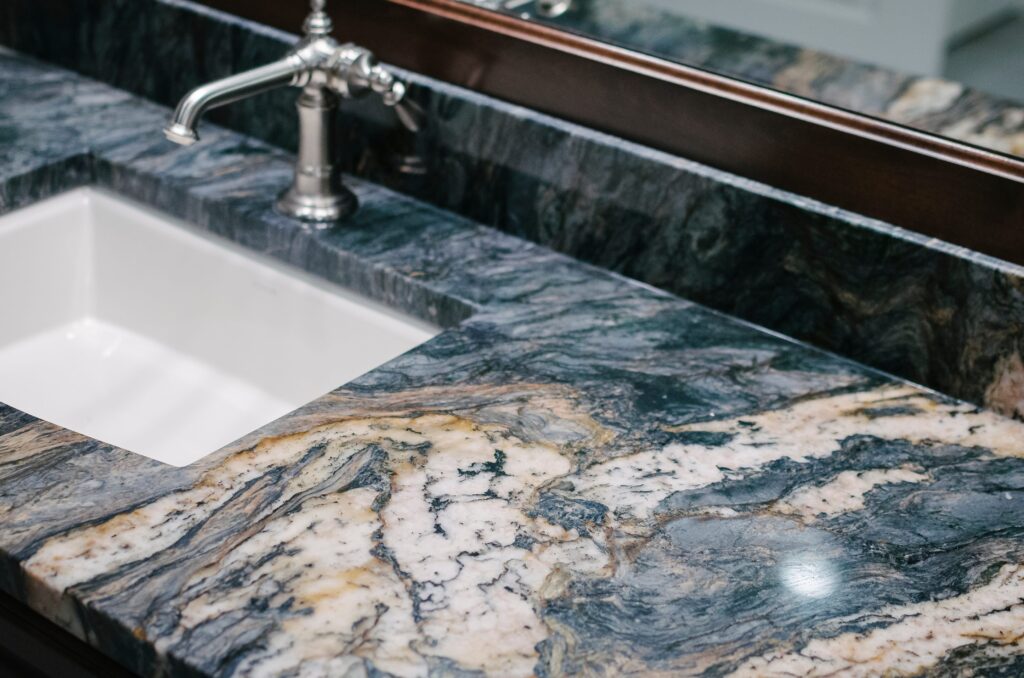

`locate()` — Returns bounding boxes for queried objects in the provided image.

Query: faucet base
[163,2,413,227]
[275,185,358,224]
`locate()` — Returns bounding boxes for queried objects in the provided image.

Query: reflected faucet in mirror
[470,0,573,18]
[164,0,416,223]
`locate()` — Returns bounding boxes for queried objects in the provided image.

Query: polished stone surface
[2,0,1023,421]
[2,47,1024,677]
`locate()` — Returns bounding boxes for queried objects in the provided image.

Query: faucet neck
[276,86,356,223]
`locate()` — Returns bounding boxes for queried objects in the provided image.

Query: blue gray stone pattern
[3,46,1024,677]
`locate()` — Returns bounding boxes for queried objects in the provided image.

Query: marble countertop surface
[2,48,1024,677]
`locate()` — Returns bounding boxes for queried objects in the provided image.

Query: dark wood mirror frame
[203,0,1024,264]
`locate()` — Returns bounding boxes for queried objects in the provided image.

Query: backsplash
[1,0,1022,419]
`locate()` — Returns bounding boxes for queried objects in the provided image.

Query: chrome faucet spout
[164,55,306,146]
[162,0,415,222]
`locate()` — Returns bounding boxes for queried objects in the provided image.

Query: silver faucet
[164,0,410,223]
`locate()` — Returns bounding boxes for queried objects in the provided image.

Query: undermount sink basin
[0,188,438,466]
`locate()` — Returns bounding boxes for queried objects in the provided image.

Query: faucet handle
[327,45,408,108]
[304,0,333,37]
[366,66,406,107]
[394,98,425,133]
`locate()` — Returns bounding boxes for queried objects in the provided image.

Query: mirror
[464,0,1024,159]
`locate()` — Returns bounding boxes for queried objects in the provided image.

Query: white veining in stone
[15,383,1024,675]
[573,386,1024,522]
[733,564,1024,677]
[774,467,931,520]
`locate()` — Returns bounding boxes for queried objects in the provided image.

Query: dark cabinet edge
[0,590,137,678]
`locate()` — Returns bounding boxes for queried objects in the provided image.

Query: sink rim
[0,186,456,468]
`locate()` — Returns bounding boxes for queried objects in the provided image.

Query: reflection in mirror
[465,0,1024,158]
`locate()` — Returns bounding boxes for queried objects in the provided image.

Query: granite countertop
[2,47,1024,678]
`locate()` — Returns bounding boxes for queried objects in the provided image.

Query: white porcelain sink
[0,188,439,466]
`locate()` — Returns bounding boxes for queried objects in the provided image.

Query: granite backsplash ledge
[2,0,1022,418]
